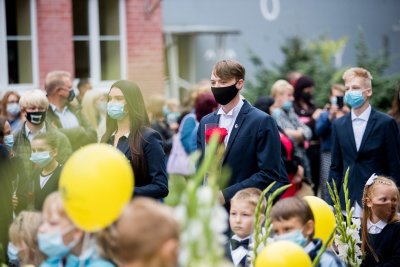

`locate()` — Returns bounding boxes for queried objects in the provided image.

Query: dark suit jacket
[46,104,97,151]
[33,164,63,210]
[197,100,289,202]
[111,128,169,199]
[329,109,400,207]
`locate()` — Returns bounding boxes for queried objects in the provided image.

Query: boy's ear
[51,149,58,159]
[158,238,179,267]
[303,219,314,239]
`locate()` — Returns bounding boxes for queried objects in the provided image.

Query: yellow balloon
[59,144,134,232]
[303,196,336,245]
[255,241,312,267]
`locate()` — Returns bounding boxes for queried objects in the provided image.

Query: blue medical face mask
[38,226,79,258]
[282,100,293,111]
[274,229,307,247]
[30,151,53,168]
[107,102,127,120]
[7,242,20,262]
[7,103,21,116]
[344,90,366,109]
[4,134,14,150]
[272,108,282,119]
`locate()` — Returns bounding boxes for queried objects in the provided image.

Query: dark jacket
[46,104,97,151]
[110,128,169,199]
[33,164,63,210]
[197,100,289,203]
[328,109,400,207]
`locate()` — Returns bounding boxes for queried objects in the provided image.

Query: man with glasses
[44,71,97,151]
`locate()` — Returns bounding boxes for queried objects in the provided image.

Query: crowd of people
[0,60,400,267]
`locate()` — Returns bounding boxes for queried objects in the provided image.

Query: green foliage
[244,36,347,107]
[355,29,400,111]
[245,31,400,111]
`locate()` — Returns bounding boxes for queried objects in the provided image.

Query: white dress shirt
[351,105,371,151]
[217,99,244,147]
[367,219,387,234]
[50,104,80,129]
[230,234,251,266]
[25,123,46,143]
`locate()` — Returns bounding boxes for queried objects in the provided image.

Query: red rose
[205,127,228,144]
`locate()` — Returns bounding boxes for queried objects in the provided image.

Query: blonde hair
[270,79,294,98]
[19,89,49,110]
[96,197,179,265]
[361,176,400,260]
[81,89,106,128]
[147,94,166,120]
[231,188,266,213]
[45,70,71,95]
[9,211,45,266]
[342,67,373,88]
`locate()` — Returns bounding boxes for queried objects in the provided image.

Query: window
[72,0,126,84]
[0,0,38,88]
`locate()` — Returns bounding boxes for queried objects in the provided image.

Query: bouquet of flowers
[327,168,362,267]
[172,131,232,267]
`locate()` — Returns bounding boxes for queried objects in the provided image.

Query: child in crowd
[30,132,63,210]
[8,211,45,266]
[96,197,179,267]
[361,175,400,266]
[38,192,114,267]
[226,188,266,267]
[270,197,344,267]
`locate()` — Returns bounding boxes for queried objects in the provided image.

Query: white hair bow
[366,173,378,186]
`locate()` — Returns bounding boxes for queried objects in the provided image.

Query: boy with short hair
[270,197,345,267]
[226,188,266,267]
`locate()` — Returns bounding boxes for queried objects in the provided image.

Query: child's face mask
[37,224,79,258]
[368,184,398,222]
[273,229,307,247]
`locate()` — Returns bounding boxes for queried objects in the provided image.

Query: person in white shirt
[328,67,400,216]
[197,60,288,206]
[226,188,266,267]
[44,70,97,151]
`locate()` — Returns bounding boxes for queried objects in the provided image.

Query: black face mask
[67,90,75,102]
[301,92,313,102]
[211,82,239,105]
[26,111,46,125]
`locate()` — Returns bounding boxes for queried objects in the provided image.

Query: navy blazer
[197,100,289,201]
[112,128,169,199]
[329,109,400,207]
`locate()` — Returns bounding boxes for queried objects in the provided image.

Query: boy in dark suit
[226,188,266,267]
[329,67,400,216]
[197,60,288,207]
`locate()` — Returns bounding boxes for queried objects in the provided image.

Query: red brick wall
[125,0,165,100]
[36,0,75,87]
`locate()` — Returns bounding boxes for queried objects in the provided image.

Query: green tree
[355,29,400,111]
[245,32,399,111]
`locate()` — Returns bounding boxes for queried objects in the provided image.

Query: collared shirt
[25,123,46,143]
[230,234,251,266]
[217,99,244,147]
[351,105,371,151]
[49,103,80,129]
[367,219,387,234]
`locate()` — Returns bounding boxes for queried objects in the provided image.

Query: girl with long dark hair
[101,80,168,199]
